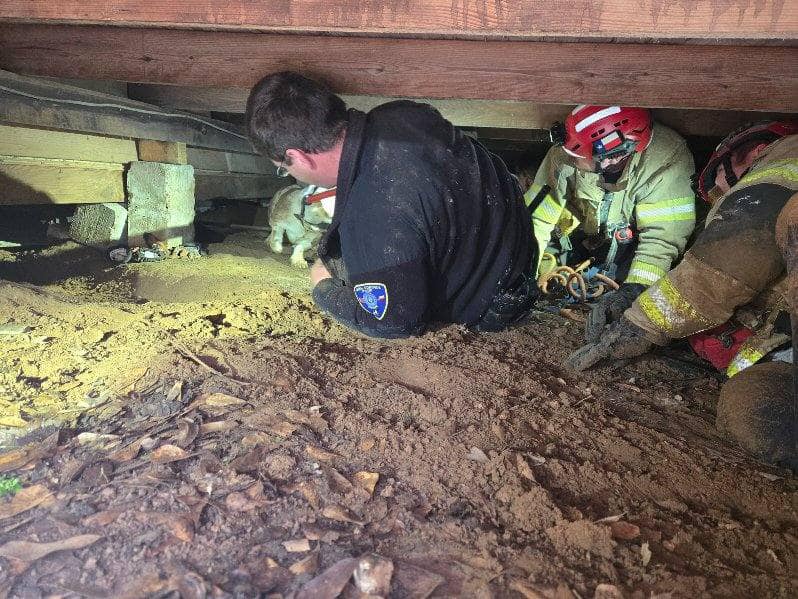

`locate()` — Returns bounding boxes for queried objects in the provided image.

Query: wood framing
[194,172,284,202]
[137,140,188,165]
[0,157,125,205]
[1,25,795,112]
[0,124,138,163]
[187,148,270,175]
[129,84,798,138]
[0,70,255,153]
[0,1,795,42]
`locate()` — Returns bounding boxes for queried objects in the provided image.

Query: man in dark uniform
[246,72,537,338]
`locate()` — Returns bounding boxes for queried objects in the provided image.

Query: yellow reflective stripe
[726,345,767,377]
[637,277,709,334]
[625,260,668,286]
[524,184,565,224]
[636,197,695,226]
[739,159,798,186]
[531,195,563,224]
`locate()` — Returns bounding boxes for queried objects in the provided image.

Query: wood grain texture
[137,140,188,164]
[130,83,798,137]
[0,124,138,163]
[0,1,795,42]
[1,24,795,111]
[0,70,255,153]
[129,84,573,131]
[194,171,285,201]
[187,148,270,174]
[0,156,125,205]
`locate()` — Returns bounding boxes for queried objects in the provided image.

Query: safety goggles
[275,157,291,177]
[592,135,638,163]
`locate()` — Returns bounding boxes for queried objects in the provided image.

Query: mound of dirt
[0,234,795,598]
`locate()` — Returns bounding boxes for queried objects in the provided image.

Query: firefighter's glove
[565,316,652,373]
[584,283,646,344]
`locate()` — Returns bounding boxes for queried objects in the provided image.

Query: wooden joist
[0,69,255,153]
[0,24,795,112]
[129,84,798,138]
[0,1,795,42]
[195,172,284,202]
[187,148,270,175]
[0,124,138,163]
[137,140,188,165]
[0,156,125,205]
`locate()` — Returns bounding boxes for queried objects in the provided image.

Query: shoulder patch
[354,283,389,320]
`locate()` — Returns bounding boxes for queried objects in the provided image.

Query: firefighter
[565,122,798,468]
[527,106,696,342]
[246,72,536,338]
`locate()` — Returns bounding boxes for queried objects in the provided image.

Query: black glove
[584,283,646,344]
[565,317,653,372]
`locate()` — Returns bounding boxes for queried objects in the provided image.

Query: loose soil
[0,234,795,598]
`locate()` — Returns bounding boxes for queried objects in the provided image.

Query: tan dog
[267,184,333,268]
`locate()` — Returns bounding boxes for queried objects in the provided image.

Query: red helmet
[697,120,798,203]
[562,105,652,162]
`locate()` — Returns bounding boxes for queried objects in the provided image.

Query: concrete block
[69,203,128,248]
[127,162,195,248]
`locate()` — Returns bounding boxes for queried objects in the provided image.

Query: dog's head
[302,201,333,226]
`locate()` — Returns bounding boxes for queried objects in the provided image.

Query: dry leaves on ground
[0,484,54,521]
[0,534,101,562]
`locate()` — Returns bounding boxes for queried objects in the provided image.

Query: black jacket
[313,101,534,338]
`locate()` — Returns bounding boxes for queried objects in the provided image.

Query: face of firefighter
[572,151,632,176]
[271,140,344,189]
[713,142,770,194]
[597,153,633,175]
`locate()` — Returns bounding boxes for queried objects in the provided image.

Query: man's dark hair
[246,71,348,162]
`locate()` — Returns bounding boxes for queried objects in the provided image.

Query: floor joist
[0,24,795,112]
[128,83,797,138]
[0,70,255,153]
[0,1,795,42]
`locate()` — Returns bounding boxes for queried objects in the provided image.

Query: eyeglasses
[275,158,290,178]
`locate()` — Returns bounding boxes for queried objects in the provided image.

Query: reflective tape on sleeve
[637,277,712,335]
[636,197,696,226]
[625,260,668,286]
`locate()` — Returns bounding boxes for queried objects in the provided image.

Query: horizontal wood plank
[195,171,285,201]
[137,140,188,164]
[130,83,798,138]
[0,1,795,42]
[0,124,138,163]
[0,156,125,205]
[0,69,255,153]
[130,84,573,131]
[187,148,270,174]
[1,25,795,111]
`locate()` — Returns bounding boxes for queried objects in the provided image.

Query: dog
[267,184,333,268]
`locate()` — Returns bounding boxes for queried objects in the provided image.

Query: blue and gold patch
[354,283,388,320]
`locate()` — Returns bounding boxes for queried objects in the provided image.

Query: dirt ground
[0,234,795,598]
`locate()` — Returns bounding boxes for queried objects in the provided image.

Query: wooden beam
[0,70,255,153]
[137,140,188,164]
[1,25,795,112]
[129,83,798,138]
[194,171,285,201]
[0,124,138,163]
[0,156,124,205]
[187,147,270,174]
[0,1,795,42]
[129,84,572,131]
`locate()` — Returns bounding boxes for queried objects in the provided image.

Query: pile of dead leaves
[0,378,443,598]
